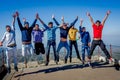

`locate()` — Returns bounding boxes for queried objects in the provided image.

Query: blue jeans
[22,44,33,57]
[82,44,90,61]
[57,41,70,60]
[22,44,33,63]
[6,47,18,68]
[46,40,57,62]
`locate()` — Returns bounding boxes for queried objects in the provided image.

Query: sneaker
[55,61,58,65]
[70,58,72,63]
[109,58,114,64]
[88,62,93,68]
[24,60,27,68]
[45,62,49,66]
[82,61,85,66]
[65,59,67,64]
[79,58,82,62]
[114,59,119,71]
[14,66,18,72]
[25,63,27,68]
[7,67,11,73]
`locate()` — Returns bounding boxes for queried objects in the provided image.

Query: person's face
[96,22,101,26]
[48,24,53,28]
[6,27,11,32]
[25,24,29,29]
[82,28,86,32]
[63,24,67,29]
[35,25,39,30]
[72,26,74,28]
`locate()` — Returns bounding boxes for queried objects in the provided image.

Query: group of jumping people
[0,10,114,73]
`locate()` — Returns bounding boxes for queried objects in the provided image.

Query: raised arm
[52,14,60,26]
[69,16,78,29]
[87,12,94,25]
[30,13,38,28]
[102,10,111,26]
[16,11,24,31]
[11,14,16,31]
[79,19,83,33]
[23,18,26,24]
[80,19,83,27]
[61,16,65,23]
[38,15,49,29]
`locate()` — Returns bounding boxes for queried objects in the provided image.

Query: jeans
[6,47,18,68]
[34,42,45,55]
[57,41,70,60]
[22,44,33,57]
[81,44,90,61]
[89,40,111,59]
[22,44,33,63]
[46,40,57,62]
[69,40,81,59]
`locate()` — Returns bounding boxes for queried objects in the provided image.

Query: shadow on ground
[14,62,114,78]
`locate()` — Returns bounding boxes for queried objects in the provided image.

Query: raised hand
[76,16,78,19]
[87,12,94,25]
[80,18,83,23]
[107,10,111,15]
[52,14,55,19]
[23,18,26,22]
[102,10,111,25]
[36,13,39,19]
[87,12,91,16]
[61,16,64,21]
[16,11,19,17]
[80,18,83,26]
[13,14,16,18]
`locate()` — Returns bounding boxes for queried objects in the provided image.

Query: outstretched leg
[74,41,81,61]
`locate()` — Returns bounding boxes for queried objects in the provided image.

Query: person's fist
[61,16,64,21]
[88,43,91,47]
[16,11,19,17]
[52,14,55,19]
[23,18,26,22]
[13,14,16,18]
[76,16,78,19]
[0,42,3,46]
[87,12,90,16]
[80,18,83,22]
[36,13,39,19]
[107,10,111,15]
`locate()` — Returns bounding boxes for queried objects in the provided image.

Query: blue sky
[0,0,120,48]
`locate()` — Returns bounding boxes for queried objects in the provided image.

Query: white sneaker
[109,58,114,64]
[88,62,92,67]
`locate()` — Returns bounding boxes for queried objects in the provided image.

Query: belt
[7,43,16,47]
[22,42,31,45]
[93,38,101,40]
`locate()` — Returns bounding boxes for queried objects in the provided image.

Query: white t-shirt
[1,25,16,47]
